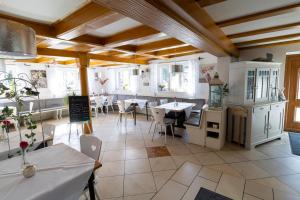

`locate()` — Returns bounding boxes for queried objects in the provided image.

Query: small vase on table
[20,141,36,178]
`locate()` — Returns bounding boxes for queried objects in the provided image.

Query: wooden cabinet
[228,102,286,149]
[268,103,284,138]
[186,109,226,150]
[228,61,285,149]
[229,61,281,105]
[251,106,269,144]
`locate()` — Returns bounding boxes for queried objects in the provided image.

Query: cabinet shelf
[206,128,220,133]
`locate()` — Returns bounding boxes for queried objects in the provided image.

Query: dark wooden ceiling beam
[136,38,187,53]
[54,2,124,40]
[168,50,203,58]
[217,3,300,27]
[195,0,226,7]
[149,45,201,56]
[103,25,162,48]
[37,48,148,64]
[170,0,238,56]
[235,33,300,47]
[94,0,229,57]
[228,21,300,39]
[238,39,300,50]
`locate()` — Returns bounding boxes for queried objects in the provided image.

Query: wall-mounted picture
[94,72,99,80]
[30,70,48,88]
[199,64,216,83]
[64,71,79,91]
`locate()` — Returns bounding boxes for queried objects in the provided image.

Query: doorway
[285,54,300,131]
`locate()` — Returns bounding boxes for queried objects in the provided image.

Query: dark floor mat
[195,188,232,200]
[289,132,300,156]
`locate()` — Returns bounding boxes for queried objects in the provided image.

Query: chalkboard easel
[68,96,91,139]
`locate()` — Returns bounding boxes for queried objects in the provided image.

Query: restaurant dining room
[2,0,300,199]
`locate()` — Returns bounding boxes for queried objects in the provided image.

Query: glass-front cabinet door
[245,69,256,103]
[255,68,270,102]
[269,68,279,101]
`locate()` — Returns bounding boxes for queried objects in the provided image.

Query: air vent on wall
[172,64,183,73]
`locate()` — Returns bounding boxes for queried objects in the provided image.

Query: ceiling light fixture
[0,18,36,59]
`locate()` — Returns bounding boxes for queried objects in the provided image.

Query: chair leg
[152,123,157,141]
[170,124,175,140]
[117,113,121,125]
[148,120,154,135]
[94,185,101,200]
[83,192,89,200]
[106,106,109,114]
[69,123,71,141]
[95,108,98,118]
[164,126,167,144]
[111,105,114,112]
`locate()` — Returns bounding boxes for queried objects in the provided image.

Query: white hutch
[228,61,286,149]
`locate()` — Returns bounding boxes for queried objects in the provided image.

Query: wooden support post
[78,53,93,134]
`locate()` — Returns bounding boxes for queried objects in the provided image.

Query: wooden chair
[91,96,104,117]
[116,100,134,125]
[104,95,114,113]
[42,123,56,146]
[147,101,158,134]
[160,98,168,105]
[151,107,175,144]
[80,135,102,200]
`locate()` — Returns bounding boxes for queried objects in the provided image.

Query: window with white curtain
[157,61,191,93]
[115,68,131,91]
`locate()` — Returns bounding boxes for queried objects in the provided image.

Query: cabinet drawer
[270,103,285,110]
[206,111,222,123]
[253,105,270,113]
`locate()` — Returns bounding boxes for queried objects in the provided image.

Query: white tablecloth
[125,99,148,110]
[156,102,195,119]
[0,130,51,161]
[0,143,94,200]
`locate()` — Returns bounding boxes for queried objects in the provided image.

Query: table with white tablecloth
[156,102,196,136]
[156,102,195,119]
[124,99,149,124]
[0,143,94,200]
[0,130,52,161]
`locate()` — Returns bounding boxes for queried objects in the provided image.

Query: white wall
[100,53,218,100]
[4,62,80,99]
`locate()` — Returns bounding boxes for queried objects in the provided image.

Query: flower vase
[0,128,7,141]
[21,150,36,178]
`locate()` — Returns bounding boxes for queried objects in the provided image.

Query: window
[158,65,170,91]
[157,61,191,93]
[115,68,131,91]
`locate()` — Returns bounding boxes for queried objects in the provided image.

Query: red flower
[19,141,29,150]
[2,120,11,126]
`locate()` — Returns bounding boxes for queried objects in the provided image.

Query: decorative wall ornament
[30,70,47,88]
[199,64,216,83]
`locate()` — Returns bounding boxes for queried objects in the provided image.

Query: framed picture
[30,70,47,88]
[94,72,99,80]
[199,64,216,83]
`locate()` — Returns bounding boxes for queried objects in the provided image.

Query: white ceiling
[222,11,300,35]
[131,34,170,45]
[0,0,90,24]
[89,17,142,37]
[231,28,300,43]
[204,0,300,47]
[239,37,300,47]
[205,0,300,22]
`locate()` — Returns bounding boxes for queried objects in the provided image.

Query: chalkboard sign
[68,96,90,123]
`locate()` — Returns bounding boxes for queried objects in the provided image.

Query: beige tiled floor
[49,113,300,200]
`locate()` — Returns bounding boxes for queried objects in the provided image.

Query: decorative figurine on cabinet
[208,72,224,109]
